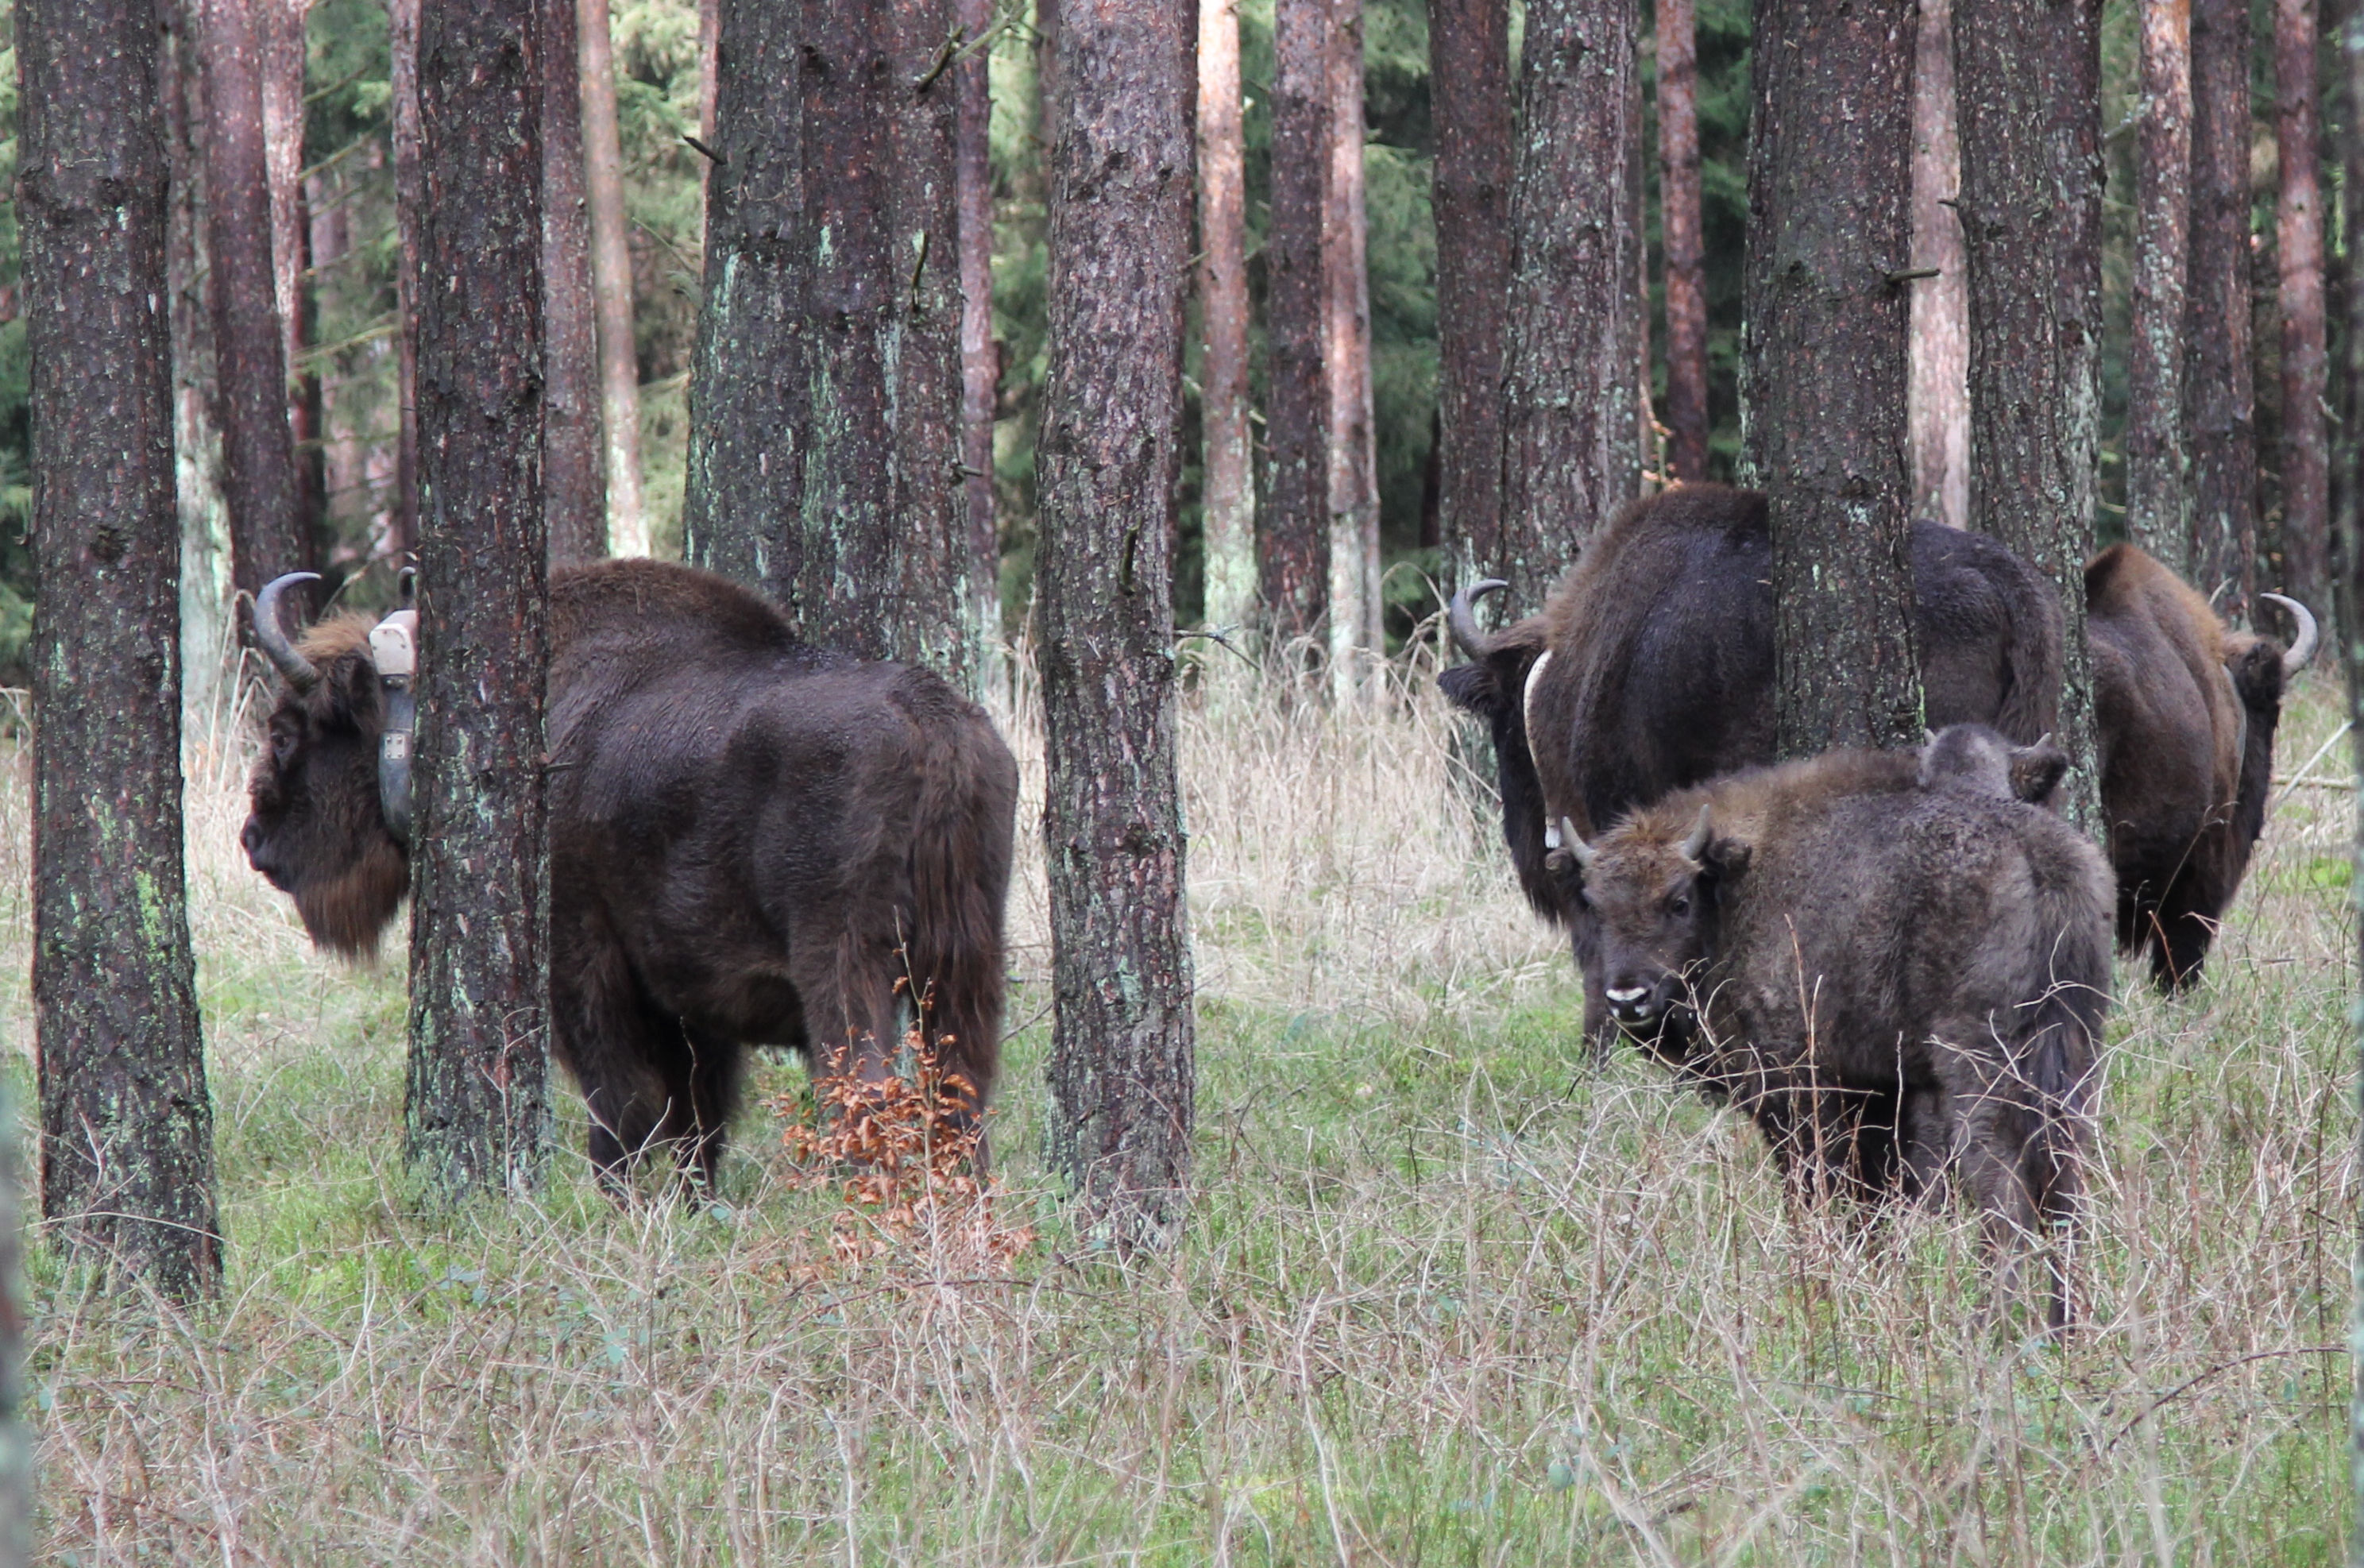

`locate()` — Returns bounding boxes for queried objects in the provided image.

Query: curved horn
[1678,805,1714,864]
[1562,817,1595,871]
[2258,592,2319,676]
[1447,578,1510,659]
[254,572,323,692]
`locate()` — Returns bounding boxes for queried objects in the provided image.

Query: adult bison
[1555,736,2112,1328]
[241,559,1019,1188]
[2088,543,2316,987]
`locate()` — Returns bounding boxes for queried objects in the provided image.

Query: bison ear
[2008,743,2069,807]
[1698,837,1751,890]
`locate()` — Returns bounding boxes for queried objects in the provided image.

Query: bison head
[1918,723,2068,808]
[1438,579,1564,920]
[240,573,411,956]
[1555,804,1749,1048]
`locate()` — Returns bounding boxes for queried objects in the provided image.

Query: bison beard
[241,560,1020,1188]
[1559,748,2114,1330]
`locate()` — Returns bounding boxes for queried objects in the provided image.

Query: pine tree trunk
[1659,0,1709,485]
[1263,0,1331,659]
[682,0,802,588]
[1325,0,1380,682]
[199,0,309,620]
[261,0,317,544]
[406,0,551,1202]
[2331,4,2364,1520]
[958,0,1002,659]
[1500,0,1642,608]
[1906,0,1968,530]
[1429,0,1511,589]
[21,0,221,1299]
[2128,0,2192,564]
[310,168,367,539]
[542,0,605,565]
[1955,0,2104,832]
[1037,0,1195,1251]
[2273,0,2327,605]
[391,0,422,558]
[1198,0,1257,631]
[1742,0,1926,756]
[578,0,647,557]
[790,0,971,685]
[2187,0,2256,614]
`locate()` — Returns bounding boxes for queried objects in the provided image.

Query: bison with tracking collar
[1553,740,2112,1327]
[241,559,1019,1188]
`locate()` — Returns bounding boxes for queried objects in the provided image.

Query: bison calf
[242,560,1019,1189]
[1558,747,2112,1329]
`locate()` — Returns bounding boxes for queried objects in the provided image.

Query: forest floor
[0,645,2352,1565]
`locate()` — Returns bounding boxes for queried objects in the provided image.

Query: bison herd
[240,487,2318,1328]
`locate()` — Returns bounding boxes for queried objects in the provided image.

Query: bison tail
[902,702,1020,1118]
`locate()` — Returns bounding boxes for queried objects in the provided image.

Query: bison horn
[254,572,323,693]
[1561,816,1594,871]
[1447,578,1509,659]
[1678,805,1714,864]
[2258,593,2318,676]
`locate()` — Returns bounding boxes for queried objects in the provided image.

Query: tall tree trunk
[1499,0,1642,606]
[959,0,1002,659]
[261,0,317,546]
[2187,0,2257,614]
[1198,0,1257,631]
[199,0,308,624]
[1326,0,1380,682]
[161,0,234,725]
[391,0,422,558]
[2274,0,2327,605]
[1742,0,1925,756]
[2128,0,2193,564]
[1659,0,1709,485]
[21,0,221,1299]
[1956,0,2104,832]
[1263,0,1331,660]
[682,0,802,589]
[1429,0,1512,586]
[309,168,367,535]
[1037,0,1195,1252]
[578,0,647,556]
[790,0,971,684]
[1906,0,1968,529]
[543,0,605,564]
[407,0,550,1201]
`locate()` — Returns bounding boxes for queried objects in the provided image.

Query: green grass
[8,667,2355,1564]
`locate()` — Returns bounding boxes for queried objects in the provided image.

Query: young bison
[1555,747,2113,1328]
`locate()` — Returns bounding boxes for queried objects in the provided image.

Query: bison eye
[1668,894,1692,917]
[271,728,299,765]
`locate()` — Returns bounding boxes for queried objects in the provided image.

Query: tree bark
[1742,0,1926,756]
[391,0,423,558]
[682,0,802,589]
[1262,0,1331,658]
[21,0,221,1299]
[790,0,971,684]
[1499,0,1643,608]
[2127,0,2192,565]
[407,0,550,1202]
[543,0,605,565]
[261,0,317,544]
[578,0,647,556]
[1429,0,1511,589]
[1906,0,1968,529]
[1197,0,1257,631]
[2273,0,2327,604]
[1326,0,1380,679]
[199,0,309,623]
[1659,0,1709,485]
[1037,0,1195,1250]
[2186,0,2256,615]
[1955,0,2104,832]
[959,0,1002,657]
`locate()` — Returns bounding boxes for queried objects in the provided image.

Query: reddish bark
[959,0,1000,647]
[1198,0,1256,628]
[1659,0,1708,484]
[543,0,605,564]
[2273,0,2327,604]
[2127,0,2192,565]
[1327,0,1379,666]
[1262,0,1331,654]
[2186,0,2257,616]
[1906,0,1968,528]
[1428,0,1511,582]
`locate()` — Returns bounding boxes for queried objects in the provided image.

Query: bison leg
[1952,1090,2072,1333]
[677,1023,748,1191]
[2147,867,2223,991]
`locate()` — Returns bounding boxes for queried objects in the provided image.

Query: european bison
[1918,724,2068,807]
[2088,543,2316,987]
[1556,740,2112,1327]
[241,559,1019,1188]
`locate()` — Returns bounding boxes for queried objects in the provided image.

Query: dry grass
[1,643,2351,1564]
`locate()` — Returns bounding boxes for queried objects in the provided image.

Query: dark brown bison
[2087,543,2316,987]
[1555,742,2112,1327]
[241,559,1019,1188]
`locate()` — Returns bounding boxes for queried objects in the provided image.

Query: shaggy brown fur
[1566,748,2113,1329]
[245,560,1020,1188]
[1918,724,2068,807]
